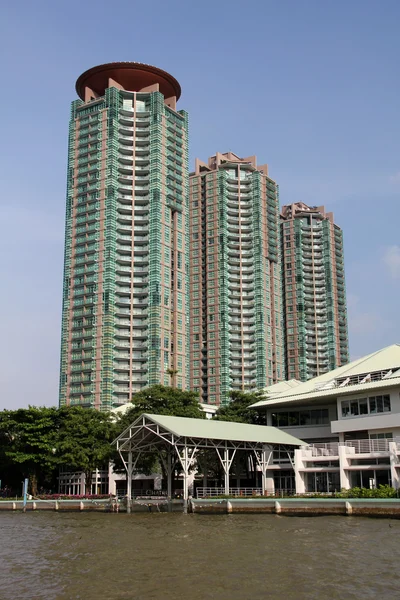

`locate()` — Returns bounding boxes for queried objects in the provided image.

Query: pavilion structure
[114,413,305,512]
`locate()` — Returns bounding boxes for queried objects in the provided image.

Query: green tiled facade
[281,203,349,381]
[59,64,189,410]
[189,153,285,405]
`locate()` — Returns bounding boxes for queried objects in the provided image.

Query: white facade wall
[265,385,400,493]
[332,388,400,437]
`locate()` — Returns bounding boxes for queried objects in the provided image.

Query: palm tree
[166,367,179,387]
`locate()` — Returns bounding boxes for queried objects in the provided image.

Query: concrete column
[265,471,275,495]
[389,441,400,489]
[80,472,85,496]
[108,461,116,496]
[84,86,99,102]
[261,445,272,494]
[339,445,352,490]
[294,448,306,494]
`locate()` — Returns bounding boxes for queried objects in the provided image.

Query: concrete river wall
[190,497,400,517]
[0,499,183,512]
[2,498,400,517]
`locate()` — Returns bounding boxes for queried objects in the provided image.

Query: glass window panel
[341,401,350,417]
[369,397,377,413]
[278,413,289,427]
[358,398,368,414]
[376,396,383,413]
[321,409,329,424]
[350,401,359,416]
[383,395,391,412]
[288,412,299,426]
[300,411,311,425]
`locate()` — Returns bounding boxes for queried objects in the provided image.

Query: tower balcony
[119,136,134,146]
[116,255,132,266]
[116,223,132,233]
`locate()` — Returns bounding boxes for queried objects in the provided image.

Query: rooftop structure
[76,61,181,105]
[251,344,400,408]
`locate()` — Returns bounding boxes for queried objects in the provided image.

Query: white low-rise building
[251,344,400,493]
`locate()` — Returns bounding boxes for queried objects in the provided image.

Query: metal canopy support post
[183,445,189,514]
[253,444,273,495]
[120,448,142,514]
[216,443,236,496]
[176,439,198,514]
[127,450,132,514]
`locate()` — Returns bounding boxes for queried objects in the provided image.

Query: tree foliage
[0,387,205,495]
[215,390,267,425]
[55,406,116,493]
[0,407,59,495]
[116,384,204,431]
[0,406,116,495]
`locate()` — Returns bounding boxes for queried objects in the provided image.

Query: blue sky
[1,0,399,409]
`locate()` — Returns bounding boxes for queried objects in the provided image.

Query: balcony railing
[306,439,395,456]
[344,439,392,453]
[304,443,339,457]
[196,488,275,498]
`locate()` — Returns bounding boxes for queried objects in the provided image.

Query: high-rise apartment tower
[189,152,285,405]
[281,202,349,381]
[59,62,189,410]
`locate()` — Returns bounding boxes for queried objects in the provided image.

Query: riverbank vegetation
[0,385,204,496]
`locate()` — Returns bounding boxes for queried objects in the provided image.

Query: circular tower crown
[75,61,181,101]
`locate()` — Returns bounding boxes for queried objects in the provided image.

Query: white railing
[197,488,266,498]
[344,439,392,453]
[306,439,394,456]
[305,443,339,457]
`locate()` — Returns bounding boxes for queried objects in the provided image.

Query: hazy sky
[1,0,399,409]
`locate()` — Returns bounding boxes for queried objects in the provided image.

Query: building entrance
[274,471,295,494]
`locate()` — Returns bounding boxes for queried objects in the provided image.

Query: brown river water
[0,512,399,600]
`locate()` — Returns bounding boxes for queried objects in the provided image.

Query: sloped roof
[265,380,302,396]
[250,344,400,408]
[115,413,306,447]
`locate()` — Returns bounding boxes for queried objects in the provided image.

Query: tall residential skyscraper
[281,202,349,381]
[189,152,285,405]
[59,62,189,410]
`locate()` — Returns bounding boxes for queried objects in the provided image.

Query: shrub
[337,485,398,499]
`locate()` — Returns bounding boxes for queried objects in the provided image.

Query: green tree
[116,384,204,431]
[215,390,267,425]
[56,406,116,494]
[0,407,59,495]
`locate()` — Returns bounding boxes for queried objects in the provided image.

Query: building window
[271,409,329,427]
[341,395,391,418]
